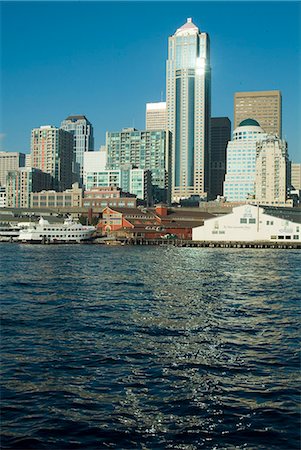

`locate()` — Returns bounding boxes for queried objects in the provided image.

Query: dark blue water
[1,244,300,449]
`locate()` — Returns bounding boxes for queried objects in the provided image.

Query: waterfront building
[83,150,107,188]
[192,204,300,242]
[31,125,73,191]
[255,135,291,207]
[166,18,211,202]
[0,152,25,186]
[210,117,231,199]
[31,183,83,208]
[234,90,282,136]
[6,167,53,208]
[0,186,6,208]
[106,128,170,203]
[146,102,167,130]
[99,204,214,239]
[60,115,94,184]
[83,186,137,209]
[291,163,301,190]
[223,119,266,202]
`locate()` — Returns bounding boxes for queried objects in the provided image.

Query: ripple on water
[0,245,300,449]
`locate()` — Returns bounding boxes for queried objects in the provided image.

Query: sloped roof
[175,18,199,35]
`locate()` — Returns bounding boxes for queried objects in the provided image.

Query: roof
[65,115,88,122]
[239,118,261,127]
[103,206,154,218]
[156,210,215,221]
[262,206,301,224]
[175,18,199,36]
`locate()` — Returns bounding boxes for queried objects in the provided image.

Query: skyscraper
[223,119,266,202]
[255,136,289,206]
[234,91,282,136]
[60,115,94,183]
[31,125,73,191]
[166,18,211,202]
[210,117,231,199]
[146,102,167,130]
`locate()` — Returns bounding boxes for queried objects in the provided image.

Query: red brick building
[98,205,215,240]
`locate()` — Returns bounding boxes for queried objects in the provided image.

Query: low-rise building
[192,204,301,242]
[99,205,214,239]
[83,186,137,209]
[31,183,83,208]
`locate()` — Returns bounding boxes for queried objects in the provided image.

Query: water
[1,244,300,449]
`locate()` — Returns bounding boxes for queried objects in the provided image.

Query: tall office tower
[31,125,73,191]
[210,117,231,199]
[166,18,211,202]
[234,91,282,136]
[106,128,171,203]
[224,119,266,202]
[0,152,25,186]
[6,167,53,208]
[255,136,289,206]
[60,115,94,183]
[146,102,167,130]
[291,163,301,190]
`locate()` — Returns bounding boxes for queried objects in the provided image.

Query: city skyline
[1,1,300,162]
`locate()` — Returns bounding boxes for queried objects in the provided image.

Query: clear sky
[1,1,300,162]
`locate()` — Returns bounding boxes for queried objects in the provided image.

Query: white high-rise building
[146,102,167,130]
[223,119,266,202]
[83,150,107,188]
[166,18,211,202]
[255,136,290,206]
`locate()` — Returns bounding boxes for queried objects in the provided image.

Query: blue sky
[1,1,300,162]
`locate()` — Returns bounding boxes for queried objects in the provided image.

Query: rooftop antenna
[160,90,163,102]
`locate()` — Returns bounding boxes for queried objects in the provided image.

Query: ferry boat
[0,222,33,242]
[18,217,96,244]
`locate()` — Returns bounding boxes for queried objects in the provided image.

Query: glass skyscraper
[166,18,211,202]
[223,119,266,202]
[60,115,94,184]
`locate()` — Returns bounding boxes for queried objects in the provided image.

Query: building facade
[0,186,6,208]
[31,183,83,208]
[60,115,94,184]
[106,128,170,203]
[6,168,53,208]
[210,117,231,199]
[291,163,301,190]
[192,204,300,243]
[0,152,25,186]
[83,187,137,209]
[166,18,211,201]
[31,125,73,191]
[223,119,266,202]
[83,150,107,188]
[146,102,167,130]
[255,136,290,206]
[84,166,152,204]
[234,90,282,136]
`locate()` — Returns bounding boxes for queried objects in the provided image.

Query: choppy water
[1,244,300,449]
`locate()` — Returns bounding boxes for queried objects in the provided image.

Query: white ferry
[18,217,96,244]
[0,222,32,242]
